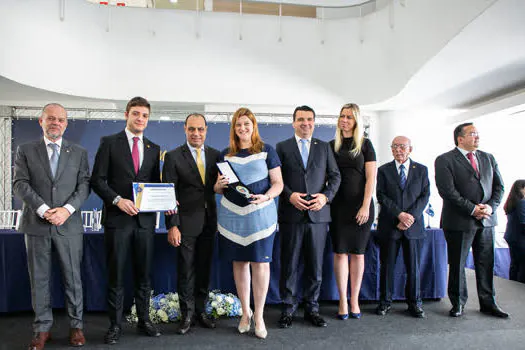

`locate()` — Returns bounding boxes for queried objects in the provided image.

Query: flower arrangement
[205,290,243,319]
[127,292,181,324]
[127,291,242,324]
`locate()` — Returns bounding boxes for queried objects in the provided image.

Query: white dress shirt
[125,128,144,168]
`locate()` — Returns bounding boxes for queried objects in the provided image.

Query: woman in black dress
[330,103,377,319]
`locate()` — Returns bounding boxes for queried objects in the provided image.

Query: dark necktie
[48,143,59,178]
[467,152,479,176]
[132,137,140,174]
[399,164,406,190]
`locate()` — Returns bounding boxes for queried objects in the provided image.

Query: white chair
[0,210,22,230]
[81,211,93,230]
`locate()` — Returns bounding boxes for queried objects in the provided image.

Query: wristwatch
[112,195,122,205]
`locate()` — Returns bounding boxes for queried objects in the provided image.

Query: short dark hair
[293,105,316,121]
[453,122,473,146]
[185,113,207,126]
[126,96,150,114]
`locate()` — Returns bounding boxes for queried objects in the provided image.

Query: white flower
[211,301,218,308]
[217,307,225,315]
[216,295,223,303]
[208,292,215,298]
[157,309,169,322]
[225,296,234,304]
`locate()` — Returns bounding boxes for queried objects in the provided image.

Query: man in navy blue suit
[276,105,341,328]
[375,136,430,318]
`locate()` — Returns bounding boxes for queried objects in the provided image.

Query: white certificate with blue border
[132,183,177,212]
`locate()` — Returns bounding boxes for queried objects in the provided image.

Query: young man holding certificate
[162,113,220,334]
[91,96,162,344]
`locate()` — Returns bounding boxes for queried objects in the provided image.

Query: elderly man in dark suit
[162,113,220,334]
[375,136,430,318]
[276,105,341,328]
[13,103,90,350]
[435,122,507,318]
[91,97,162,344]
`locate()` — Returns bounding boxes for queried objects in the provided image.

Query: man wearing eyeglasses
[375,136,430,318]
[162,113,220,334]
[435,123,507,318]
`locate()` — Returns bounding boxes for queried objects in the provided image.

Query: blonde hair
[334,103,364,157]
[227,107,264,156]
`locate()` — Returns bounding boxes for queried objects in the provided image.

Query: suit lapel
[140,137,156,176]
[54,139,71,181]
[204,146,214,185]
[387,161,402,190]
[37,139,54,181]
[118,131,135,175]
[290,138,306,172]
[182,144,203,185]
[405,159,419,187]
[453,148,479,179]
[306,138,319,169]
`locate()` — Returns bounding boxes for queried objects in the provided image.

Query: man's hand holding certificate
[133,183,177,212]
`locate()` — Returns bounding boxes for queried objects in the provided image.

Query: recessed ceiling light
[169,0,178,3]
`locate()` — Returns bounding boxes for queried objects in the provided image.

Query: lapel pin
[147,144,150,149]
[412,165,415,169]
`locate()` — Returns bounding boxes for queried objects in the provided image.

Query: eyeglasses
[187,127,206,132]
[339,115,354,119]
[391,144,410,150]
[464,132,479,137]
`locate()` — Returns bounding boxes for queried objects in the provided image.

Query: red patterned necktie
[132,137,140,174]
[467,152,479,175]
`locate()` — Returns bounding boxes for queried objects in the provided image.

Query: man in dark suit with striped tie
[91,97,162,344]
[435,122,507,318]
[375,136,430,318]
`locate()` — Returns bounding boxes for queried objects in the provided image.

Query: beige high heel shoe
[238,309,253,334]
[254,321,267,339]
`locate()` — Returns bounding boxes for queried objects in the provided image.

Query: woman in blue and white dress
[214,107,283,339]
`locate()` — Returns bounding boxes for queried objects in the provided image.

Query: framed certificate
[132,183,177,212]
[217,161,254,201]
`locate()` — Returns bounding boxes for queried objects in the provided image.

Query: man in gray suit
[435,122,507,318]
[13,103,90,350]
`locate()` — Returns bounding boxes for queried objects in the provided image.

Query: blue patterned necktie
[399,164,406,190]
[300,139,309,168]
[48,143,59,178]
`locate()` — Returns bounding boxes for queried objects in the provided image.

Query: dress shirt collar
[395,158,410,172]
[295,134,312,144]
[125,128,143,143]
[456,146,476,157]
[44,136,62,149]
[187,142,205,154]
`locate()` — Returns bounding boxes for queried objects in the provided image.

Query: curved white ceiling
[1,0,521,116]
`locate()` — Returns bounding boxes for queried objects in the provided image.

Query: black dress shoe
[177,317,192,335]
[137,321,161,337]
[278,314,293,328]
[104,325,121,345]
[449,305,464,317]
[304,312,327,327]
[407,305,425,318]
[375,304,391,316]
[198,313,216,329]
[480,305,509,318]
